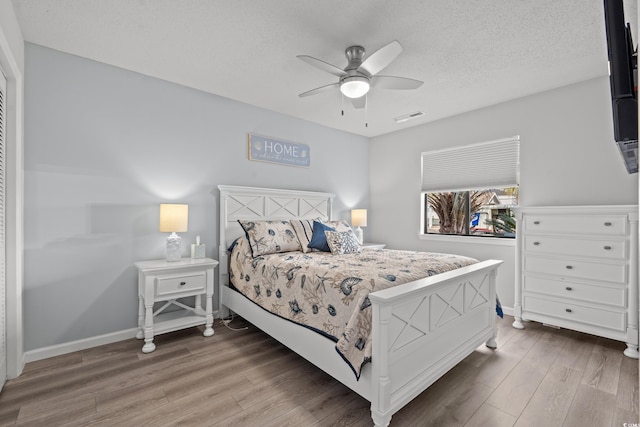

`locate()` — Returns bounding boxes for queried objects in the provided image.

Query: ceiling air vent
[394,111,425,123]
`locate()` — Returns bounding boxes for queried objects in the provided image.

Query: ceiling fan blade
[351,96,366,109]
[298,82,339,98]
[371,75,423,90]
[358,40,403,76]
[297,55,347,77]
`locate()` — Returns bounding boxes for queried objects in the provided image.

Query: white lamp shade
[351,209,368,227]
[159,204,189,232]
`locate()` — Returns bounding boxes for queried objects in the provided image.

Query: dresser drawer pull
[179,281,186,286]
[604,245,612,250]
[533,221,540,225]
[533,241,540,246]
[604,222,612,226]
[566,265,573,270]
[565,287,573,291]
[565,308,572,313]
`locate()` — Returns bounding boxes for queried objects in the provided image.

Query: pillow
[237,220,301,257]
[323,219,352,232]
[325,229,362,255]
[290,218,320,253]
[227,237,242,254]
[307,221,335,252]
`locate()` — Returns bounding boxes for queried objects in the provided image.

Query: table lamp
[351,209,367,244]
[159,203,188,261]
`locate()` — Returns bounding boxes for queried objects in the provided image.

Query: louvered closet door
[0,69,6,391]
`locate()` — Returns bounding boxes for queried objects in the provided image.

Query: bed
[218,185,503,427]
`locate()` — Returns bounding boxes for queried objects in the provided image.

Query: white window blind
[421,136,520,193]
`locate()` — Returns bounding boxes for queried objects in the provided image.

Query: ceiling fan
[297,40,423,109]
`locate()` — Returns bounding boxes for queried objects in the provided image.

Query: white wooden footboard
[369,259,502,427]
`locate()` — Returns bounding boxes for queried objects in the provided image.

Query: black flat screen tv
[604,0,638,173]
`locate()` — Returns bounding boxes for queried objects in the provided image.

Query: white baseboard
[502,306,514,317]
[24,309,221,364]
[24,328,140,363]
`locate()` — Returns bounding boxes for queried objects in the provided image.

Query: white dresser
[513,205,639,358]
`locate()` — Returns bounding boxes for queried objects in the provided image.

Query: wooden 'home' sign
[248,133,310,167]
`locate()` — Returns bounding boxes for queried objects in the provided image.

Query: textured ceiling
[10,0,637,137]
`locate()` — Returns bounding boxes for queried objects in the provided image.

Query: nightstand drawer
[156,271,206,298]
[524,256,626,284]
[524,295,625,332]
[523,275,625,307]
[524,236,625,260]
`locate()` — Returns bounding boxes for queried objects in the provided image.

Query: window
[424,188,518,237]
[421,136,520,238]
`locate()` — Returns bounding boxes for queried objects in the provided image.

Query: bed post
[218,186,230,319]
[512,208,524,329]
[371,303,392,427]
[485,267,499,349]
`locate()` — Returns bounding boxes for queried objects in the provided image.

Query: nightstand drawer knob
[179,281,186,286]
[604,222,612,226]
[566,265,573,269]
[533,221,540,225]
[565,287,573,291]
[604,245,612,250]
[565,308,572,313]
[533,241,540,246]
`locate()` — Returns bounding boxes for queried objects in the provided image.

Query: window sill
[418,233,516,247]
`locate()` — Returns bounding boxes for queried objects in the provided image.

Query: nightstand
[135,257,218,353]
[362,243,386,249]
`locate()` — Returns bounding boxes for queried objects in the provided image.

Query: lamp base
[166,232,182,262]
[354,227,364,245]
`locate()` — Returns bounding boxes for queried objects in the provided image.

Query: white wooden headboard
[217,185,335,296]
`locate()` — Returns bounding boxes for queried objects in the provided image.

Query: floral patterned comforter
[229,237,478,378]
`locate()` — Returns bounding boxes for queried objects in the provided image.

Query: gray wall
[24,43,639,352]
[369,77,639,309]
[23,43,369,351]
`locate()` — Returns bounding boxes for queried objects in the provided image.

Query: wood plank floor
[0,315,637,426]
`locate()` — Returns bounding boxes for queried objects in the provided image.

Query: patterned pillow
[325,229,362,255]
[307,221,336,252]
[323,219,352,232]
[291,218,320,253]
[237,220,301,257]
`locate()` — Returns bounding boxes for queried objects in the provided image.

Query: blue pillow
[307,221,335,252]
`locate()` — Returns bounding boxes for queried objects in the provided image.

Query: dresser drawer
[524,236,626,260]
[524,256,626,284]
[523,295,625,332]
[156,271,206,298]
[523,275,625,307]
[523,214,627,236]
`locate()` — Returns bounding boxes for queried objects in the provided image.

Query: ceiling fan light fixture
[340,76,370,98]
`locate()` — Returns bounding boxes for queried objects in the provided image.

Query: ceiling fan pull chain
[341,93,344,116]
[365,95,368,127]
